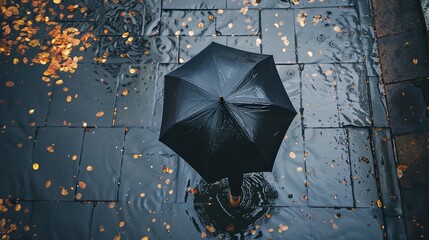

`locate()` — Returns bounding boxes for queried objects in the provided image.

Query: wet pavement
[0,0,422,239]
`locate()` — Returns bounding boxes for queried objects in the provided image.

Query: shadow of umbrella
[193,173,279,238]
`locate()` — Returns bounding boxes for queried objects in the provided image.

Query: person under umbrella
[159,43,297,208]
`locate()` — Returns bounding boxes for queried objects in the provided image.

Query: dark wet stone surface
[291,0,356,8]
[395,131,429,189]
[295,7,363,63]
[377,29,429,84]
[153,64,180,130]
[163,0,226,9]
[98,36,179,64]
[305,128,353,207]
[271,120,307,207]
[0,63,52,127]
[385,216,407,240]
[47,62,120,127]
[368,76,389,128]
[385,78,429,135]
[92,201,166,240]
[179,36,227,63]
[0,127,34,199]
[29,201,93,240]
[372,0,426,38]
[401,189,429,240]
[360,20,381,77]
[226,36,261,53]
[277,65,301,111]
[25,127,84,201]
[372,129,403,217]
[348,128,378,207]
[90,202,121,240]
[261,9,296,64]
[302,63,371,127]
[160,11,216,36]
[0,0,417,238]
[227,0,290,9]
[309,207,384,239]
[102,0,145,36]
[336,64,370,127]
[120,128,178,208]
[0,201,32,239]
[114,64,158,127]
[76,128,125,201]
[216,10,259,36]
[301,64,339,127]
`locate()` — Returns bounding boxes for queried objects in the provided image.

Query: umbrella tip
[219,96,225,104]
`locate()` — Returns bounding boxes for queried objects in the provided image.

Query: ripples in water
[193,173,279,237]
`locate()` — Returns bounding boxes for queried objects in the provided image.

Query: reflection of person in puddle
[228,173,243,207]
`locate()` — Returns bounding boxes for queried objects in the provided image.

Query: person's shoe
[229,194,242,208]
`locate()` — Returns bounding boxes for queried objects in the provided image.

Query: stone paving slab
[29,201,93,240]
[261,9,296,64]
[401,188,429,240]
[372,129,403,217]
[76,128,125,201]
[309,207,384,239]
[377,29,429,84]
[215,9,259,36]
[305,128,353,207]
[395,131,429,189]
[385,78,429,135]
[114,63,158,127]
[0,63,52,127]
[160,10,216,36]
[46,62,120,127]
[0,127,35,199]
[348,128,378,208]
[373,0,426,38]
[295,7,363,63]
[25,127,84,201]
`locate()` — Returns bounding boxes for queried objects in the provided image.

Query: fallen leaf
[45,180,52,188]
[206,225,215,233]
[32,163,39,170]
[78,181,87,190]
[61,188,69,196]
[5,81,14,87]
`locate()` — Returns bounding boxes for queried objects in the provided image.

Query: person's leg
[228,174,243,197]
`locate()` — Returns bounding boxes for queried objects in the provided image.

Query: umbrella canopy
[159,42,297,183]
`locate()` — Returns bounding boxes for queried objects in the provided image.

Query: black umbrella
[159,42,297,183]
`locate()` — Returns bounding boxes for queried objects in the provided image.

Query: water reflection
[193,173,278,237]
